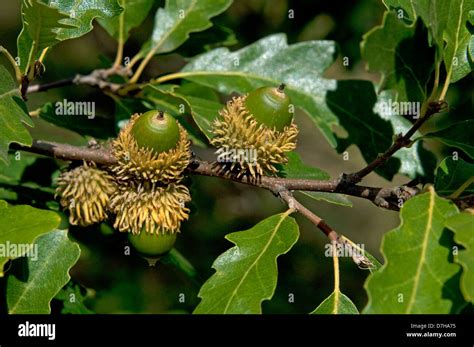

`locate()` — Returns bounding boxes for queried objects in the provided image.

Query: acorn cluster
[56,85,298,257]
[56,110,192,257]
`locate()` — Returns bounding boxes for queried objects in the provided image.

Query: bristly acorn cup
[56,162,116,226]
[211,84,298,179]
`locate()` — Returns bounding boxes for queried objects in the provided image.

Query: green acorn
[56,162,116,226]
[211,84,298,178]
[112,111,191,184]
[244,84,293,131]
[131,110,181,154]
[128,231,177,257]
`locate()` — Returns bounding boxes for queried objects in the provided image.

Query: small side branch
[278,189,339,242]
[347,101,448,183]
[26,68,130,95]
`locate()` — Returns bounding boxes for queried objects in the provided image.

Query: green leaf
[98,0,153,41]
[49,0,123,41]
[144,0,233,56]
[0,154,36,184]
[142,84,191,115]
[7,230,81,314]
[425,120,474,159]
[445,212,474,302]
[361,12,434,103]
[194,212,299,314]
[176,95,221,141]
[39,102,116,139]
[17,0,74,73]
[441,0,474,82]
[0,66,33,164]
[174,82,222,140]
[177,82,220,102]
[311,291,359,314]
[54,281,94,314]
[0,154,37,202]
[383,0,474,82]
[300,192,353,207]
[176,24,238,57]
[364,188,463,313]
[382,0,416,22]
[435,157,474,197]
[180,34,340,147]
[0,201,60,277]
[470,11,474,61]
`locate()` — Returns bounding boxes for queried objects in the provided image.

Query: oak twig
[27,67,131,95]
[10,140,421,211]
[278,189,339,242]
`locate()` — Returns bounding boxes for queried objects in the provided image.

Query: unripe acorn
[112,110,191,184]
[211,84,298,179]
[244,84,293,131]
[128,231,177,257]
[131,110,180,154]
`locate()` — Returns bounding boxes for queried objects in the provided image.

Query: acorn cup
[110,110,192,258]
[55,162,116,226]
[108,182,191,236]
[211,84,298,179]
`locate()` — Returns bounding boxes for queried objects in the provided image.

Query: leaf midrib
[405,190,435,313]
[222,213,288,313]
[445,0,465,72]
[332,291,339,314]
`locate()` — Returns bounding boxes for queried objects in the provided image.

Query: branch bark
[10,139,420,211]
[27,67,130,95]
[278,189,339,242]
